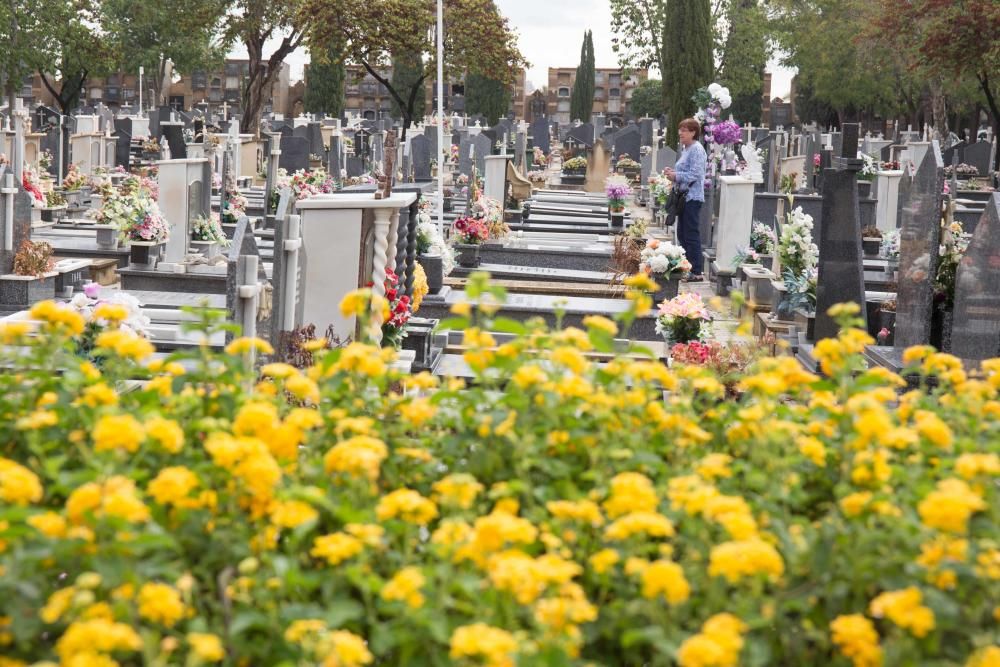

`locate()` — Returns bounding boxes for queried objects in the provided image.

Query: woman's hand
[664,168,676,182]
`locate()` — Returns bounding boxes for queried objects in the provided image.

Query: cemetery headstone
[531,117,550,154]
[160,122,187,159]
[226,216,273,345]
[424,125,439,162]
[411,135,432,181]
[0,166,34,278]
[346,156,364,177]
[655,146,677,171]
[963,141,991,177]
[894,143,945,348]
[950,193,1000,360]
[328,134,343,179]
[279,136,310,172]
[639,118,654,147]
[113,119,132,169]
[814,123,867,341]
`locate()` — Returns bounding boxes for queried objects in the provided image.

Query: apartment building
[545,67,648,125]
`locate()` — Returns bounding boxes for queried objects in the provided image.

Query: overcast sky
[240,0,794,98]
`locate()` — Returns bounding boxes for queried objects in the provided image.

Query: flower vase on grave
[129,241,164,269]
[454,244,481,269]
[63,190,83,208]
[419,254,444,292]
[610,213,625,231]
[652,272,681,303]
[862,237,881,256]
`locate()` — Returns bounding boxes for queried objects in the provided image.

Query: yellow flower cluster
[0,457,43,505]
[677,613,748,667]
[449,623,518,667]
[830,614,882,667]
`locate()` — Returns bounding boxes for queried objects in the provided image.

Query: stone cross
[375,131,397,200]
[12,99,27,182]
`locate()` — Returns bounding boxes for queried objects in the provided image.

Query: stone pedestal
[874,170,903,233]
[156,158,212,271]
[293,193,417,344]
[716,175,762,270]
[484,155,509,203]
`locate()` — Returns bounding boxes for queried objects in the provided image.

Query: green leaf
[489,317,527,335]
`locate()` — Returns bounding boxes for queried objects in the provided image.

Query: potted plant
[94,191,169,267]
[930,221,971,352]
[775,204,818,316]
[468,194,508,244]
[785,269,818,341]
[190,212,231,258]
[142,138,161,161]
[61,164,89,206]
[655,292,713,347]
[615,156,641,183]
[857,153,877,196]
[861,225,882,256]
[41,190,67,223]
[450,216,489,268]
[876,299,895,346]
[625,217,649,247]
[749,221,776,270]
[0,239,57,307]
[377,268,411,349]
[640,239,691,303]
[562,156,587,177]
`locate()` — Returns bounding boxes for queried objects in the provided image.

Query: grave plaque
[655,146,677,171]
[951,194,1000,360]
[894,143,944,348]
[612,125,641,161]
[963,141,991,177]
[160,122,187,159]
[530,117,550,154]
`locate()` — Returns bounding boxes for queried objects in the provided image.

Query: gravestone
[424,125,439,162]
[0,166,34,277]
[531,117,550,154]
[372,132,384,166]
[328,134,343,179]
[895,162,913,227]
[279,136,310,172]
[515,130,527,172]
[814,123,867,341]
[307,122,325,158]
[639,118,654,147]
[655,146,677,171]
[640,152,652,184]
[942,141,966,168]
[225,216,273,346]
[951,193,1000,360]
[458,137,474,177]
[963,141,991,177]
[592,114,606,139]
[160,122,187,159]
[612,125,641,161]
[113,119,132,169]
[411,135,432,181]
[346,156,364,177]
[894,143,945,348]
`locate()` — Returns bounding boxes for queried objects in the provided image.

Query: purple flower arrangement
[606,181,633,211]
[713,120,742,146]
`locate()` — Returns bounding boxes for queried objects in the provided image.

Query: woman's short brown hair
[678,118,701,140]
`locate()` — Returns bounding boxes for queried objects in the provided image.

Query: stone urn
[418,254,444,292]
[454,243,481,269]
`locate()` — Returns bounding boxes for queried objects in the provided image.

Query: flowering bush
[0,284,998,666]
[62,164,88,191]
[640,239,690,275]
[527,169,546,183]
[93,192,170,243]
[655,292,713,344]
[778,206,819,281]
[191,212,231,246]
[377,268,411,349]
[935,221,972,309]
[469,195,508,239]
[451,216,489,245]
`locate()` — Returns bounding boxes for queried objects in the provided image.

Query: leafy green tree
[663,0,712,144]
[389,48,425,121]
[304,44,345,116]
[570,31,595,123]
[610,0,669,112]
[305,0,526,139]
[716,0,771,125]
[629,78,665,118]
[465,72,508,125]
[222,0,308,133]
[103,0,227,108]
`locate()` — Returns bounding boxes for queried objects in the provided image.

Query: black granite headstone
[894,142,945,348]
[113,120,132,169]
[951,193,1000,360]
[0,166,35,276]
[530,117,550,154]
[160,122,187,159]
[279,136,310,172]
[411,135,432,181]
[963,141,991,177]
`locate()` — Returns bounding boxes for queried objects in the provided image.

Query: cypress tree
[663,0,712,145]
[465,72,510,125]
[570,31,595,123]
[303,44,346,117]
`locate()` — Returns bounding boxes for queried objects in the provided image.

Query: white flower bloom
[708,83,722,97]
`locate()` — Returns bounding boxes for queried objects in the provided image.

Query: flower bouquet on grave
[62,164,88,192]
[469,195,508,240]
[22,165,45,209]
[451,216,489,268]
[221,191,248,225]
[606,179,633,213]
[655,292,713,346]
[119,195,170,244]
[649,172,673,209]
[640,239,690,301]
[750,221,777,254]
[191,212,230,246]
[880,229,900,263]
[777,206,819,282]
[857,152,878,182]
[562,156,587,174]
[533,146,547,166]
[527,169,546,183]
[68,283,151,362]
[731,245,762,269]
[373,268,411,349]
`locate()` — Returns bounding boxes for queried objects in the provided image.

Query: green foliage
[389,48,426,121]
[663,0,713,145]
[716,0,770,125]
[102,0,226,105]
[570,31,595,123]
[629,79,666,119]
[465,73,509,126]
[304,45,346,117]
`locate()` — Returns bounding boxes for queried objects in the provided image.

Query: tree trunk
[929,78,948,140]
[976,72,1000,170]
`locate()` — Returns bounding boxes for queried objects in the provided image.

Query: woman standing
[665,118,708,282]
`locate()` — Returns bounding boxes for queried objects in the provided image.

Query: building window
[225,63,240,76]
[363,96,376,109]
[192,72,207,89]
[609,88,621,98]
[89,87,102,100]
[557,100,570,112]
[558,87,570,98]
[105,87,120,101]
[209,89,222,102]
[211,78,221,88]
[595,72,605,84]
[225,76,239,89]
[594,87,604,100]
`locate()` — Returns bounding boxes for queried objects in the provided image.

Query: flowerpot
[793,307,816,342]
[41,206,67,222]
[30,208,41,224]
[95,227,119,250]
[758,254,774,272]
[862,238,881,256]
[652,273,680,304]
[190,239,219,259]
[857,181,873,198]
[419,254,444,292]
[609,214,625,231]
[876,309,896,346]
[63,190,84,207]
[0,272,58,308]
[454,243,481,269]
[129,241,164,269]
